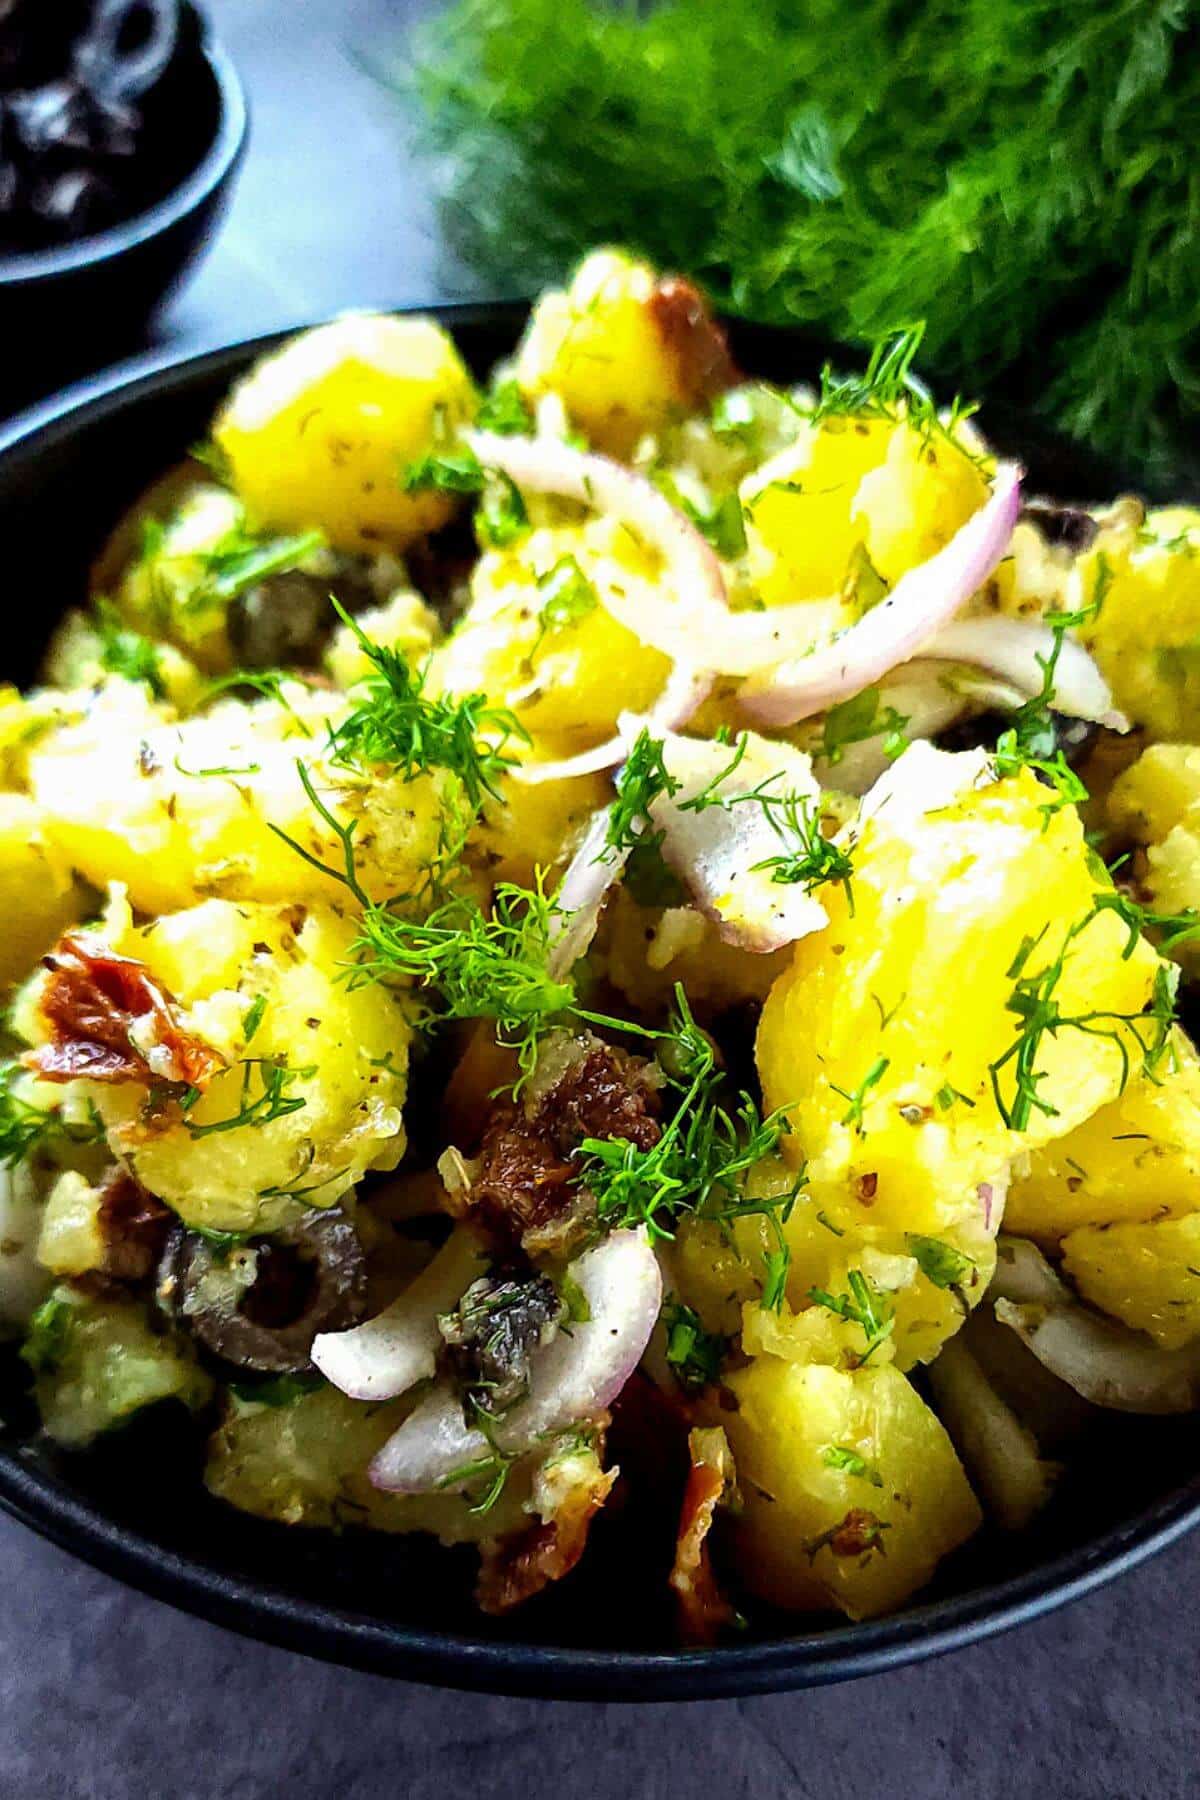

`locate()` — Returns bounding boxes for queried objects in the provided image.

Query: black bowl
[1,307,1199,1700]
[0,4,247,348]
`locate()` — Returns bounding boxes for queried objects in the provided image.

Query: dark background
[2,2,1197,1794]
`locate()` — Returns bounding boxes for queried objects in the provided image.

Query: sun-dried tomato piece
[476,1437,617,1615]
[646,276,739,408]
[459,1033,661,1259]
[669,1426,738,1645]
[27,934,223,1088]
[96,1167,173,1284]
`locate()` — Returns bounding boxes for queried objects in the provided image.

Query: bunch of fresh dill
[402,0,1198,481]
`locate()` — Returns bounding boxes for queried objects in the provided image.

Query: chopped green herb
[832,1056,889,1132]
[821,687,909,767]
[475,378,535,436]
[662,1299,729,1392]
[241,995,268,1044]
[822,1443,884,1487]
[93,600,167,699]
[808,1268,894,1363]
[529,557,599,660]
[20,1292,74,1375]
[0,1063,105,1169]
[402,444,486,494]
[476,470,530,549]
[326,597,528,807]
[907,1234,975,1290]
[183,1058,312,1138]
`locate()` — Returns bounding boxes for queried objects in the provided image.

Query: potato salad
[4,249,1200,1635]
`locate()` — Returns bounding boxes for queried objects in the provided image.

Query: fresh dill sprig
[402,444,486,495]
[988,907,1179,1132]
[604,728,678,857]
[182,1058,313,1138]
[808,1268,895,1363]
[402,443,530,549]
[93,600,167,699]
[822,1444,884,1487]
[272,765,573,1085]
[326,597,529,807]
[573,987,803,1309]
[662,1298,729,1393]
[0,1063,105,1168]
[809,324,980,457]
[907,1234,975,1291]
[820,688,909,768]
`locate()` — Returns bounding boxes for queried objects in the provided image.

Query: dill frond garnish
[326,598,529,807]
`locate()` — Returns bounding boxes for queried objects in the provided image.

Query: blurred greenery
[405,0,1199,482]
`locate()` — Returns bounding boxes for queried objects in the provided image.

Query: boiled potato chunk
[205,1382,531,1541]
[428,520,670,755]
[0,793,82,988]
[27,683,453,913]
[1062,1214,1200,1350]
[47,895,411,1234]
[721,1356,981,1619]
[23,1286,212,1449]
[598,888,789,1016]
[214,314,478,553]
[1108,743,1200,845]
[757,748,1162,1235]
[1080,508,1200,741]
[324,588,440,689]
[36,1171,106,1278]
[43,608,206,712]
[676,1160,993,1373]
[514,249,732,457]
[740,414,987,608]
[1006,1031,1200,1240]
[470,758,611,888]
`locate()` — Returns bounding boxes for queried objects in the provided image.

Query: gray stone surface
[3,1509,1197,1799]
[3,1,1198,1792]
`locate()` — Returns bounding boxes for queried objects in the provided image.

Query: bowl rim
[0,1,248,287]
[1,312,1199,1699]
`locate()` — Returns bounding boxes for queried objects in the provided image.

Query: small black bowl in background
[1,307,1199,1698]
[0,3,246,353]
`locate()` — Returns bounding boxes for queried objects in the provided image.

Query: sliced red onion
[736,462,1022,726]
[548,806,629,980]
[370,1228,661,1494]
[923,616,1125,728]
[465,430,731,635]
[994,1296,1200,1414]
[649,729,829,952]
[990,1236,1200,1413]
[927,1336,1059,1531]
[310,1227,487,1403]
[514,666,714,787]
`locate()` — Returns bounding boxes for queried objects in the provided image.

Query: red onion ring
[737,463,1023,726]
[311,1228,488,1402]
[369,1228,661,1494]
[923,615,1125,728]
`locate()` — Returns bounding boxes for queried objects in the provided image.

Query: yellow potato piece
[0,793,82,990]
[721,1356,981,1620]
[1006,1031,1200,1241]
[757,752,1162,1234]
[28,683,452,913]
[740,413,987,607]
[214,314,478,554]
[40,896,412,1235]
[514,248,726,457]
[1062,1213,1200,1350]
[1081,508,1200,741]
[598,887,789,1016]
[428,520,670,756]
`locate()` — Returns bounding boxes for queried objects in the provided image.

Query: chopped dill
[475,378,536,436]
[476,470,529,549]
[808,1268,894,1363]
[831,1055,889,1132]
[573,987,803,1308]
[326,597,528,807]
[529,556,599,661]
[604,727,678,857]
[183,1058,313,1138]
[662,1298,729,1392]
[820,687,909,767]
[822,1444,883,1487]
[907,1234,975,1290]
[0,1063,105,1168]
[93,601,167,699]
